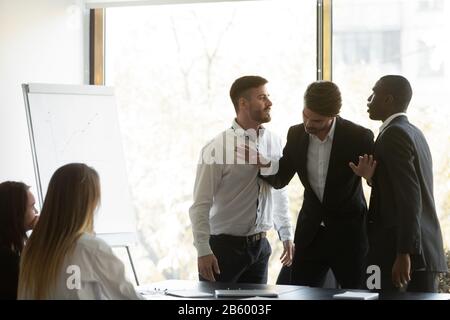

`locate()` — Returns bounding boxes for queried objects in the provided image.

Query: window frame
[88,0,332,83]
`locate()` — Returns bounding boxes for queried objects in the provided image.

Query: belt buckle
[247,232,261,244]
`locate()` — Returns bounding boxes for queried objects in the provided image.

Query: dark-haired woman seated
[0,182,39,299]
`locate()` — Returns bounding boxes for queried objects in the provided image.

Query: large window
[103,0,449,285]
[334,0,450,248]
[105,0,316,284]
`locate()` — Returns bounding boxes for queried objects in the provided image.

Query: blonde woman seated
[18,163,143,300]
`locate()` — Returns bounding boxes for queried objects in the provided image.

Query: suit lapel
[298,127,312,191]
[322,117,343,204]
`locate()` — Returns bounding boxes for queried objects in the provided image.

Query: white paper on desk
[333,291,379,300]
[142,293,179,300]
[241,296,279,300]
[165,290,214,298]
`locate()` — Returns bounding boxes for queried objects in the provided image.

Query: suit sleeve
[260,126,297,189]
[381,127,421,254]
[361,128,375,155]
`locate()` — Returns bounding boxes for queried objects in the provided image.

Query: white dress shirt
[19,233,143,300]
[307,118,336,203]
[189,119,293,257]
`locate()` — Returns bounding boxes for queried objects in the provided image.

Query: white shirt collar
[379,112,407,133]
[327,117,337,140]
[231,119,265,141]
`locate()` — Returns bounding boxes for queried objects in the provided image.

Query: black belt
[210,232,267,245]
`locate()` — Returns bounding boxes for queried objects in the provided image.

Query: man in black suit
[259,81,374,288]
[350,75,447,292]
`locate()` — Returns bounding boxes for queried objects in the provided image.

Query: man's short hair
[378,75,413,112]
[304,81,342,117]
[230,76,268,113]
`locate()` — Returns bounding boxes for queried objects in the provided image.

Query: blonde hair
[18,163,100,299]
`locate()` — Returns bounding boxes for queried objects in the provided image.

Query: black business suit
[367,115,447,292]
[262,116,374,288]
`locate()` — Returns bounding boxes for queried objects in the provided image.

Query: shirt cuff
[277,226,294,242]
[196,243,213,257]
[260,159,279,176]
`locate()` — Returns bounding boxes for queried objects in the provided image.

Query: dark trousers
[285,226,366,289]
[199,234,271,284]
[367,228,440,293]
[276,265,292,285]
[368,259,440,293]
[406,272,439,293]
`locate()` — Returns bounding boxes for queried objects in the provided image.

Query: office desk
[140,279,450,300]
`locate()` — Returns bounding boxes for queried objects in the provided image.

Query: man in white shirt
[261,81,374,289]
[189,75,294,283]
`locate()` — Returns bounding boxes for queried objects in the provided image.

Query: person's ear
[238,97,248,111]
[385,94,394,104]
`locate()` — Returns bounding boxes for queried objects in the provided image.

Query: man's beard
[251,109,271,123]
[305,127,318,134]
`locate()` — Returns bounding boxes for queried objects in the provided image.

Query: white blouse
[19,233,143,300]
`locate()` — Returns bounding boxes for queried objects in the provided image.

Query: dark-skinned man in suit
[350,75,447,292]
